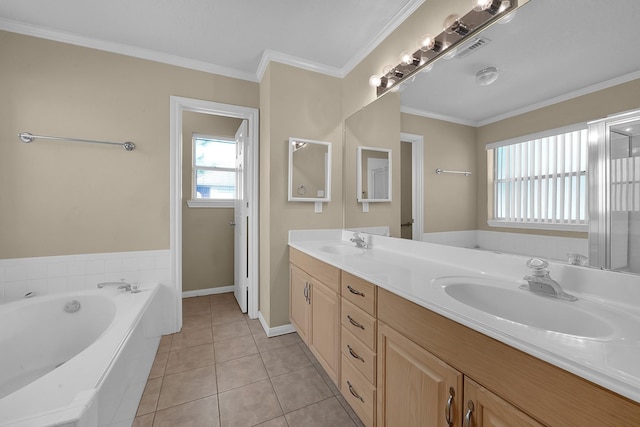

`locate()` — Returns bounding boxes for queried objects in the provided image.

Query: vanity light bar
[374,0,519,96]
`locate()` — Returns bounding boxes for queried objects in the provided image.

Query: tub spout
[97,279,133,292]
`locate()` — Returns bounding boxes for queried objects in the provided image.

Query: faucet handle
[526,258,549,275]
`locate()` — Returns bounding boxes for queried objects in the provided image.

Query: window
[487,124,588,231]
[188,134,235,208]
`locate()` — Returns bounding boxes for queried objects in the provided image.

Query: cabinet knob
[347,380,364,403]
[463,400,474,427]
[445,386,455,427]
[347,315,365,330]
[347,345,365,363]
[347,285,365,297]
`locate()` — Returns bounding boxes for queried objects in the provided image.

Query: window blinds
[488,125,588,229]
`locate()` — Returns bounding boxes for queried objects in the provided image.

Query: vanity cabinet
[378,322,462,427]
[340,271,378,427]
[377,287,640,426]
[463,377,543,427]
[289,248,340,383]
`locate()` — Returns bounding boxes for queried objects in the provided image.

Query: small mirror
[357,146,392,202]
[288,137,331,202]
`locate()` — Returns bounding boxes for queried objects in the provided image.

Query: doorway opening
[400,132,424,241]
[170,96,259,332]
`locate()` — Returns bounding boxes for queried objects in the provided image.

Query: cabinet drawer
[341,271,377,316]
[290,248,340,292]
[342,354,376,427]
[342,299,377,351]
[342,326,376,385]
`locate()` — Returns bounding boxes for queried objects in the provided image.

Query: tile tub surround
[0,250,171,302]
[422,229,589,262]
[134,293,364,427]
[288,229,640,404]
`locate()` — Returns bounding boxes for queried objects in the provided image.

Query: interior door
[234,120,248,312]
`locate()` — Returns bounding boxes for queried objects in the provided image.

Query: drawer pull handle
[347,345,364,363]
[347,315,365,330]
[347,285,365,297]
[463,400,474,427]
[347,380,364,403]
[445,387,455,427]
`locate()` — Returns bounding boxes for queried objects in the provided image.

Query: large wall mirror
[288,137,331,202]
[357,146,391,202]
[342,0,640,269]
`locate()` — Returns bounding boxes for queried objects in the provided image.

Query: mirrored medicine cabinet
[288,137,331,203]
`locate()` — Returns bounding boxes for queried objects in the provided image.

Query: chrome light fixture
[369,0,519,95]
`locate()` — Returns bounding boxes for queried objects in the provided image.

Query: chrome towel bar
[435,168,471,176]
[18,132,135,151]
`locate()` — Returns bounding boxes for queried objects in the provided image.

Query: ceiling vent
[456,36,491,59]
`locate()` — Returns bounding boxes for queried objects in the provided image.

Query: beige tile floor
[133,292,364,427]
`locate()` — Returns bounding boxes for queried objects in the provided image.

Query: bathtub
[0,284,162,427]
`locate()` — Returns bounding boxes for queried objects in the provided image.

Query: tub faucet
[350,232,369,249]
[97,279,133,292]
[521,258,577,301]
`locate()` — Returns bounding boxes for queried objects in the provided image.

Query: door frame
[400,132,424,241]
[170,96,259,331]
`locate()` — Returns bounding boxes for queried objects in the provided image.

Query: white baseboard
[258,311,297,337]
[182,285,234,298]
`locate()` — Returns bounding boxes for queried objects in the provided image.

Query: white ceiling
[1,0,639,125]
[0,0,418,81]
[399,0,640,125]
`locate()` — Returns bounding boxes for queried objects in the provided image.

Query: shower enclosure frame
[588,108,640,272]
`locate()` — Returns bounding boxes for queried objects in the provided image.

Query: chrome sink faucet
[521,258,577,301]
[350,232,369,249]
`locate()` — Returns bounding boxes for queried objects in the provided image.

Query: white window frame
[187,133,235,208]
[486,123,589,232]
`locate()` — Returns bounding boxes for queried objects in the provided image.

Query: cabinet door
[462,378,544,427]
[289,264,310,344]
[309,278,340,383]
[378,322,462,427]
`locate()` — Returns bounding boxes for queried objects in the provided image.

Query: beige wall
[401,113,477,232]
[181,112,243,292]
[476,78,640,237]
[0,31,258,259]
[344,94,401,236]
[400,141,413,239]
[260,62,343,327]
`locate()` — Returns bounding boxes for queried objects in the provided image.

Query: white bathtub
[0,284,162,427]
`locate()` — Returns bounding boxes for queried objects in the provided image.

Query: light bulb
[474,0,509,14]
[443,14,469,36]
[419,34,435,51]
[368,74,382,87]
[400,50,414,66]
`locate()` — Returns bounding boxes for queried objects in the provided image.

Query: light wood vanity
[289,247,640,426]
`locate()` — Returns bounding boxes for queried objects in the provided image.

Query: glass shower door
[589,110,640,273]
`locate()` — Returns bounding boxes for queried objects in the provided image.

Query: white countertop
[289,229,640,404]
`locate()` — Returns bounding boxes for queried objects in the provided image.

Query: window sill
[187,199,233,208]
[487,219,588,232]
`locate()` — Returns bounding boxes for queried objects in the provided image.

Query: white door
[234,120,248,312]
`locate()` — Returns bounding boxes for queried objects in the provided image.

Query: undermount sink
[320,243,364,256]
[433,277,614,339]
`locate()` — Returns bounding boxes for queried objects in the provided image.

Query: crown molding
[400,105,479,127]
[256,49,344,82]
[477,69,640,127]
[341,0,426,76]
[0,18,258,82]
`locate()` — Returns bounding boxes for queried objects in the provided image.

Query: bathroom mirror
[288,137,331,202]
[342,0,640,266]
[357,146,391,202]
